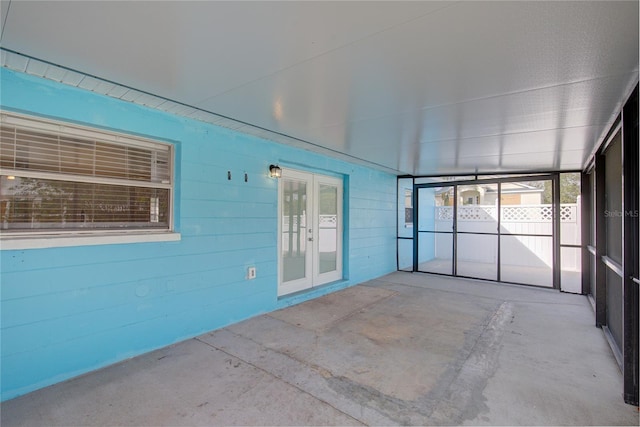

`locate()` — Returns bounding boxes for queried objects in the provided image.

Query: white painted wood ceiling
[1,1,638,175]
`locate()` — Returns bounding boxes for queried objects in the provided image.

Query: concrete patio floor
[2,272,638,426]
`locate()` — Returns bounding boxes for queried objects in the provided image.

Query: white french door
[278,169,343,296]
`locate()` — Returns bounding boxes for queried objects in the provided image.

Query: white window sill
[0,231,181,250]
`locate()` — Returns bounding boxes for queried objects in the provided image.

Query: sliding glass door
[414,175,558,288]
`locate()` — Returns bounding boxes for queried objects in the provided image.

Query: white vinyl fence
[432,203,580,270]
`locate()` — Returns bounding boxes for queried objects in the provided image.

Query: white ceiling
[1,1,638,175]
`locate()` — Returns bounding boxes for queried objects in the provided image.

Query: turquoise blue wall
[0,69,397,401]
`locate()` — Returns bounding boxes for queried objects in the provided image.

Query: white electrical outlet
[247,266,256,280]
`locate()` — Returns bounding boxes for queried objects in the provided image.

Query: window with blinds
[0,112,173,233]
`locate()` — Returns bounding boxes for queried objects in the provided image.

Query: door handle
[308,237,313,241]
[632,277,640,286]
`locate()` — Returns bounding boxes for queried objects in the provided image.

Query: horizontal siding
[0,68,397,401]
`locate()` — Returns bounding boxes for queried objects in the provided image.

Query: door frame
[277,168,343,296]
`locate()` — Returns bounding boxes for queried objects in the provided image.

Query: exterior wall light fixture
[269,164,282,178]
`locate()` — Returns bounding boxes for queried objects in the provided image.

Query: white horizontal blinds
[1,125,171,184]
[2,177,169,229]
[0,113,172,232]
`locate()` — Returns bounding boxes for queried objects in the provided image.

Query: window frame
[0,111,180,249]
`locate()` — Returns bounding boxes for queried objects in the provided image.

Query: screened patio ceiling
[0,1,638,176]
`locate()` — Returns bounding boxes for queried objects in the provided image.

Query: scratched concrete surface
[2,272,638,426]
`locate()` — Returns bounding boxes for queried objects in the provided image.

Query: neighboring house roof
[484,182,544,194]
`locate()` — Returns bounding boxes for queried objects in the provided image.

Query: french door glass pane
[282,178,307,282]
[318,184,337,274]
